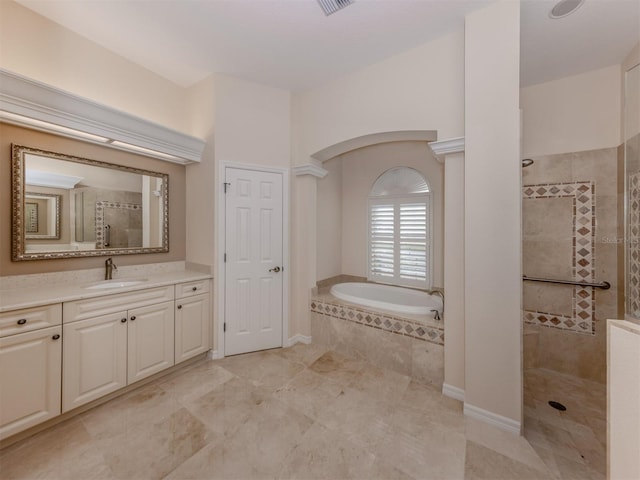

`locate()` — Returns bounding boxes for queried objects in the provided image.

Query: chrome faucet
[105,257,117,280]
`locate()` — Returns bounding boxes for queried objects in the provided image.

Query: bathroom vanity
[0,271,212,441]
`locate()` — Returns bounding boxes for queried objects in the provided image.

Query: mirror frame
[24,192,61,240]
[11,144,169,261]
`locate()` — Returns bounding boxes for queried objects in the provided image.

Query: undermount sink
[85,279,149,290]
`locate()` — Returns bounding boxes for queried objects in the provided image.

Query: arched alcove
[314,136,443,288]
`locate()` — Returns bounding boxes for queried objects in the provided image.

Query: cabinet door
[0,326,62,440]
[128,301,174,384]
[175,294,210,364]
[62,312,127,413]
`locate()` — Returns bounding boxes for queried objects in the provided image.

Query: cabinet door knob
[177,305,182,310]
[192,286,197,291]
[121,318,127,323]
[52,334,60,340]
[130,316,136,321]
[17,318,27,325]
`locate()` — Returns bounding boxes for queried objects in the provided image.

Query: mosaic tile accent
[523,181,596,335]
[628,172,640,317]
[309,299,444,346]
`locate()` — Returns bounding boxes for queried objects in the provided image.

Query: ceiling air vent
[317,0,354,16]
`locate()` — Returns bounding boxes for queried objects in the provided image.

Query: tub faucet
[431,310,441,321]
[105,257,117,280]
[428,289,444,318]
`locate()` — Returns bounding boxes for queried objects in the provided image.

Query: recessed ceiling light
[549,0,585,19]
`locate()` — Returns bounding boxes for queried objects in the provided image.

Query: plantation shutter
[368,195,430,288]
[369,201,395,279]
[399,200,428,285]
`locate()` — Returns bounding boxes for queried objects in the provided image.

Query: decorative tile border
[95,201,142,248]
[522,181,596,334]
[629,172,640,317]
[310,299,444,345]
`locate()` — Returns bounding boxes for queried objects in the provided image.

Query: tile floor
[0,344,606,479]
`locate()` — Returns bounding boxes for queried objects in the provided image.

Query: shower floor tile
[524,367,606,480]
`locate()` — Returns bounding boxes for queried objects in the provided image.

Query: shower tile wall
[522,147,619,383]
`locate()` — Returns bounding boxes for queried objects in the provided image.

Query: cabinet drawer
[175,279,210,299]
[0,304,62,338]
[64,286,174,323]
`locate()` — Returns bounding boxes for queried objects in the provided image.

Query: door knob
[269,266,281,273]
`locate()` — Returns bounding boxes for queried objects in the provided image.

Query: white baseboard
[286,334,312,347]
[207,349,223,360]
[442,383,465,401]
[463,403,521,435]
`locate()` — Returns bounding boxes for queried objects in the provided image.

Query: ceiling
[15,0,640,91]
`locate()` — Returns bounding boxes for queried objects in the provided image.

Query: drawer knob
[192,286,197,291]
[52,334,60,340]
[17,318,27,325]
[177,305,183,310]
[121,318,127,323]
[130,316,136,321]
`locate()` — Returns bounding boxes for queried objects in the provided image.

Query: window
[368,167,431,289]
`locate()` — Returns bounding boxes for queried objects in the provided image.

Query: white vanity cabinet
[175,280,211,364]
[62,286,175,412]
[0,305,62,441]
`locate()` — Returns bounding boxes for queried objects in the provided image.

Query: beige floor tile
[465,440,554,480]
[204,396,313,477]
[308,350,367,386]
[315,386,394,451]
[157,361,236,404]
[80,383,184,439]
[374,422,466,480]
[270,343,327,367]
[348,363,411,404]
[465,417,550,474]
[272,368,345,420]
[0,419,114,480]
[1,349,609,480]
[278,423,378,480]
[97,407,214,479]
[181,376,270,438]
[216,350,305,390]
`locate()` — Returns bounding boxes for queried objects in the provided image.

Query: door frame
[216,160,290,358]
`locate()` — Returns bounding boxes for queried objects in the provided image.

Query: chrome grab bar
[523,276,610,290]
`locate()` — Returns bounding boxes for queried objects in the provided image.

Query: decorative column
[290,161,328,344]
[430,137,465,401]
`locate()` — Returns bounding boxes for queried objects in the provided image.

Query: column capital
[429,137,465,161]
[292,163,328,179]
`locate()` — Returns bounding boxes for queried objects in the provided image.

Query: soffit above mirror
[0,69,205,165]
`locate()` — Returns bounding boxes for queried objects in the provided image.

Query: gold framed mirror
[12,144,169,260]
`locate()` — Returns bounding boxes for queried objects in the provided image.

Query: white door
[225,167,283,356]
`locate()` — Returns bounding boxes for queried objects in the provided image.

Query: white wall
[339,142,444,287]
[464,0,522,429]
[213,74,291,168]
[520,65,621,157]
[0,1,191,134]
[291,30,465,164]
[316,158,343,282]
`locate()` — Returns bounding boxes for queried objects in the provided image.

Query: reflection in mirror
[24,192,60,239]
[12,145,169,260]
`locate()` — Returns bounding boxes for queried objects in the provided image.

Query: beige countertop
[0,270,212,313]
